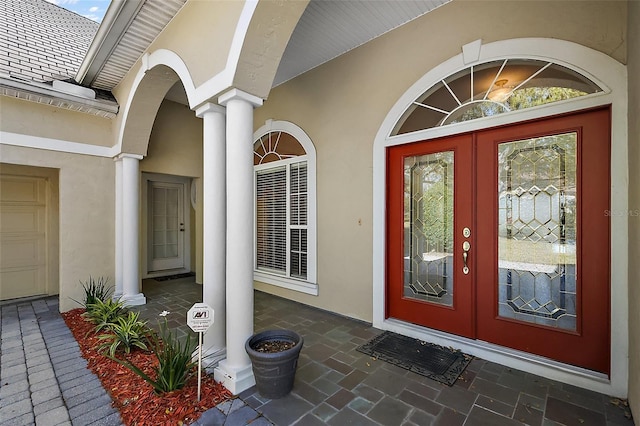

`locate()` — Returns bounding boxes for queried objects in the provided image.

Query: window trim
[253,120,318,295]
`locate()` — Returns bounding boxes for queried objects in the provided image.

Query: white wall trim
[253,120,318,293]
[0,131,118,158]
[372,38,628,397]
[191,0,259,109]
[116,49,198,154]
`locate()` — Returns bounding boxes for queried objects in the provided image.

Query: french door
[148,180,186,272]
[387,107,610,373]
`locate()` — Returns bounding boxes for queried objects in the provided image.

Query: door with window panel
[387,108,610,373]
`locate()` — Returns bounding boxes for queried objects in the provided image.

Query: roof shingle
[0,0,98,83]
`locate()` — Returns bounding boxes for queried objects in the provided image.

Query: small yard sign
[187,303,214,333]
[187,302,214,401]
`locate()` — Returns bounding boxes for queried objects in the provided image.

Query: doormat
[356,331,472,386]
[154,272,195,281]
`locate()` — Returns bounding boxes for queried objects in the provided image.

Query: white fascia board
[75,0,144,86]
[0,77,119,117]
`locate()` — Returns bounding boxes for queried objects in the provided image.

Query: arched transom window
[393,59,603,135]
[253,121,317,295]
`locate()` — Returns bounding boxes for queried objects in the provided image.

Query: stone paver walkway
[1,280,636,425]
[0,297,122,426]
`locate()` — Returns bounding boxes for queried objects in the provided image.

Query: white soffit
[273,0,451,86]
[89,0,186,91]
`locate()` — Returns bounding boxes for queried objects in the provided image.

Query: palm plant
[82,298,127,334]
[72,276,113,310]
[97,311,151,357]
[110,319,198,394]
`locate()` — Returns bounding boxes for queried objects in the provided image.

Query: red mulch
[62,308,232,426]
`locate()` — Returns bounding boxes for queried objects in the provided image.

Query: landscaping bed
[62,308,232,425]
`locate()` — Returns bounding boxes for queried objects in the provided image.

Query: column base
[120,293,146,306]
[214,359,255,395]
[199,346,226,373]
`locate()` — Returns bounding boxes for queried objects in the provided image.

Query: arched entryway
[373,38,628,397]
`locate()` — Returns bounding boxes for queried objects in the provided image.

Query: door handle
[462,241,470,275]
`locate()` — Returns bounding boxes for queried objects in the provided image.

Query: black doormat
[154,272,195,281]
[356,331,472,386]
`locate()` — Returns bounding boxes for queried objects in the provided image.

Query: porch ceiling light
[488,79,512,102]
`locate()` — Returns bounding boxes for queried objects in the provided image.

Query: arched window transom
[393,59,603,135]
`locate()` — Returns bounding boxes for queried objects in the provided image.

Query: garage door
[0,174,48,300]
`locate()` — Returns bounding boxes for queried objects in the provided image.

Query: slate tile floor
[135,277,635,425]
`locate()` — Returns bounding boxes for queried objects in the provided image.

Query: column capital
[218,88,263,108]
[195,102,225,118]
[115,153,143,161]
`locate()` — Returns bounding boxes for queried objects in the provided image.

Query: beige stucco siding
[112,0,243,108]
[141,99,204,280]
[253,0,628,322]
[142,100,203,177]
[626,0,639,419]
[0,145,115,312]
[0,97,114,147]
[148,0,242,89]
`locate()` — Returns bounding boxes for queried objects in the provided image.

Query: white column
[113,157,123,300]
[195,103,227,364]
[214,88,263,394]
[119,154,146,306]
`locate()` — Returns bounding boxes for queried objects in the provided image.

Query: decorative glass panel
[497,133,577,330]
[404,151,454,306]
[393,59,602,135]
[152,187,180,260]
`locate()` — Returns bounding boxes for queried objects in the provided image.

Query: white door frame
[372,38,628,397]
[141,173,191,278]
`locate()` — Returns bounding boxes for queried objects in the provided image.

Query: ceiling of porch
[126,0,452,105]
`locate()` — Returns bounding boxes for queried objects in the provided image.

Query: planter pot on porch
[245,329,303,399]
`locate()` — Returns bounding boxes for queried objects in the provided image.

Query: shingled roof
[0,0,99,83]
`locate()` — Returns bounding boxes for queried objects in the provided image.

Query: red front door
[386,107,610,373]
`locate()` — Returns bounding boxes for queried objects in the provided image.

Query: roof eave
[75,0,145,87]
[1,77,119,119]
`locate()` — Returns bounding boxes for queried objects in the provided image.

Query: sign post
[187,303,214,401]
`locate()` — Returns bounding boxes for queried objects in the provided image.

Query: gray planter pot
[245,329,304,399]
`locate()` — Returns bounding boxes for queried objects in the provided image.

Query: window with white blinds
[253,122,316,294]
[255,161,308,279]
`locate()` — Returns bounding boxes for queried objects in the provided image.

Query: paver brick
[0,378,29,398]
[33,396,64,416]
[64,385,110,409]
[71,403,119,426]
[68,393,113,418]
[35,405,71,426]
[8,411,35,426]
[31,383,62,405]
[0,398,32,421]
[30,377,59,392]
[28,367,56,384]
[0,389,30,409]
[60,376,103,398]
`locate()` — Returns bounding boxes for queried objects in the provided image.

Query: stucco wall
[253,0,628,322]
[0,96,114,147]
[627,0,639,419]
[0,145,115,312]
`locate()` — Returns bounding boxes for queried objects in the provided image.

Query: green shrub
[110,319,197,394]
[72,276,113,310]
[97,311,150,357]
[82,298,126,334]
